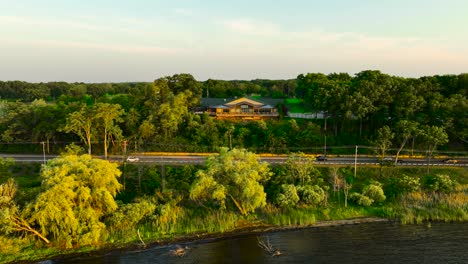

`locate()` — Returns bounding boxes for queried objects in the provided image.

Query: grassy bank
[0,206,381,263]
[1,165,467,263]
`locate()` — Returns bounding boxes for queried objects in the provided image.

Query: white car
[126,156,139,162]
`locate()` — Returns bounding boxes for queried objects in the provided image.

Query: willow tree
[25,154,122,248]
[0,178,50,244]
[190,148,271,216]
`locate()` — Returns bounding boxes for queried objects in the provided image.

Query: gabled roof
[225,97,264,106]
[200,97,284,107]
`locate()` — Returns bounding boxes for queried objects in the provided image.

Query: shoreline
[48,217,391,263]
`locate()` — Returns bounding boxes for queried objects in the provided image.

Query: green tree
[25,155,122,248]
[421,125,449,170]
[190,148,271,216]
[166,73,202,106]
[372,125,394,163]
[285,153,320,186]
[157,90,192,140]
[94,103,124,159]
[0,158,14,183]
[394,120,419,164]
[0,178,50,244]
[62,104,96,155]
[139,119,156,142]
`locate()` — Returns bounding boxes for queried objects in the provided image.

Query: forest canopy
[0,71,466,155]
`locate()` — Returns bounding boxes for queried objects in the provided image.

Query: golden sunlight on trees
[25,155,122,248]
[190,148,271,216]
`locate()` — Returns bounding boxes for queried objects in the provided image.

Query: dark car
[316,155,328,161]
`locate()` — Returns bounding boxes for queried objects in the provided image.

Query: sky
[0,0,467,82]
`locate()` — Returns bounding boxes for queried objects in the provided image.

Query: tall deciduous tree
[25,154,122,248]
[372,125,394,162]
[190,148,271,216]
[94,103,124,159]
[394,120,419,164]
[421,125,449,171]
[62,104,96,155]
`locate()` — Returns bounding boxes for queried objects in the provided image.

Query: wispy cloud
[222,18,280,36]
[174,8,195,16]
[219,17,459,58]
[0,15,111,32]
[2,38,180,55]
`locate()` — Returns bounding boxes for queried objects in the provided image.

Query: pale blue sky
[1,0,467,82]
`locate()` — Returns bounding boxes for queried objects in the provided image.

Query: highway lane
[1,154,466,167]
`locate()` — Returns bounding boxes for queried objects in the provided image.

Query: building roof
[260,104,274,109]
[200,97,284,107]
[225,97,264,107]
[212,105,229,109]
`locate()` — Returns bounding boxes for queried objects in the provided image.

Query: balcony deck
[207,112,279,119]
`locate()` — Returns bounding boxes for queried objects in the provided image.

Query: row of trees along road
[0,71,466,155]
[0,147,464,253]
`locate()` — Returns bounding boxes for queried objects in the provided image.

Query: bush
[423,174,457,193]
[386,175,421,197]
[363,182,386,203]
[297,185,325,206]
[107,198,157,231]
[276,184,299,208]
[350,193,373,206]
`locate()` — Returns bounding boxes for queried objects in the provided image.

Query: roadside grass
[377,184,468,224]
[2,165,467,263]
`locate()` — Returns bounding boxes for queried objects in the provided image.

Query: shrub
[423,174,457,193]
[276,184,299,208]
[387,175,421,197]
[350,193,373,206]
[107,198,157,231]
[363,182,386,203]
[297,185,325,206]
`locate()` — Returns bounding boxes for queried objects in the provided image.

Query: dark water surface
[55,222,468,264]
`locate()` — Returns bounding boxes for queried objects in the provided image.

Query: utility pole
[324,115,327,156]
[228,126,234,150]
[41,141,46,165]
[354,145,358,177]
[122,140,128,161]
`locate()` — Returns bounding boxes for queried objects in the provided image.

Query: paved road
[1,154,466,167]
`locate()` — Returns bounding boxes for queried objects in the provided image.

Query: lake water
[54,221,468,264]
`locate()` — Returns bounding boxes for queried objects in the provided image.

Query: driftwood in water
[170,245,190,257]
[257,236,282,257]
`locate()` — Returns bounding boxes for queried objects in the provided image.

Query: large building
[196,97,284,120]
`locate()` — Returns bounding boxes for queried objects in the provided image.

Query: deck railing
[208,112,278,117]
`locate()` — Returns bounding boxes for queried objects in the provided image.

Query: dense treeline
[297,71,467,146]
[1,150,467,262]
[0,71,466,155]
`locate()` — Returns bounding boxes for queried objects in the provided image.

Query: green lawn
[285,98,313,113]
